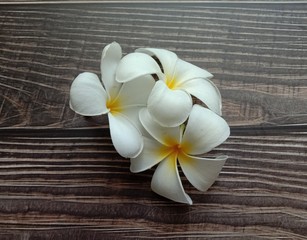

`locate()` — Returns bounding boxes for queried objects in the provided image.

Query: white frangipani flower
[130,104,230,204]
[70,42,155,158]
[116,48,222,127]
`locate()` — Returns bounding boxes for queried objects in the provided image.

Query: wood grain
[0,2,306,239]
[0,127,306,239]
[1,3,307,127]
[2,0,307,4]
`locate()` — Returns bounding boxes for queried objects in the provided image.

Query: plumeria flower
[116,48,222,127]
[130,104,230,204]
[70,42,156,158]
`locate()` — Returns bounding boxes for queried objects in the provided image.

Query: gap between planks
[1,0,307,5]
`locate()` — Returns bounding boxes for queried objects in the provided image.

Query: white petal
[151,153,192,204]
[117,74,155,107]
[182,105,230,155]
[101,42,122,97]
[179,153,227,192]
[139,108,181,146]
[70,72,108,116]
[181,78,222,115]
[108,113,143,158]
[136,48,178,78]
[174,59,213,86]
[114,75,155,137]
[116,52,161,83]
[120,107,150,138]
[147,81,192,127]
[130,137,171,173]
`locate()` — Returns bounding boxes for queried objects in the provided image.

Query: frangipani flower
[131,104,230,204]
[116,48,222,127]
[70,42,155,158]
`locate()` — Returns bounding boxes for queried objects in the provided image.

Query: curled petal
[120,107,143,132]
[121,107,151,138]
[174,59,213,86]
[182,105,230,155]
[117,74,155,107]
[136,48,178,78]
[151,153,192,205]
[181,78,222,115]
[101,42,122,97]
[130,137,171,173]
[179,153,227,192]
[70,72,108,116]
[116,52,161,83]
[139,108,181,146]
[108,113,143,158]
[147,81,192,127]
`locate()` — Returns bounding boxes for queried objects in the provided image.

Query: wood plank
[1,0,307,4]
[1,3,307,127]
[0,127,306,238]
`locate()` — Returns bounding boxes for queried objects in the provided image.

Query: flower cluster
[70,42,230,204]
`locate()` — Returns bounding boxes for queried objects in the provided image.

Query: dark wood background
[0,1,306,239]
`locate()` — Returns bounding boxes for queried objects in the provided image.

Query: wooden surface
[0,1,307,239]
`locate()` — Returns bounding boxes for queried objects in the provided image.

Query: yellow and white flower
[116,48,222,127]
[70,42,230,204]
[70,42,157,158]
[130,105,230,204]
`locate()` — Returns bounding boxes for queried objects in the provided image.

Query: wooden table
[1,1,306,239]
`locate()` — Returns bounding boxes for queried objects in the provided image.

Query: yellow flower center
[157,133,194,171]
[169,141,192,156]
[158,136,192,162]
[165,75,179,90]
[171,143,182,155]
[106,97,122,115]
